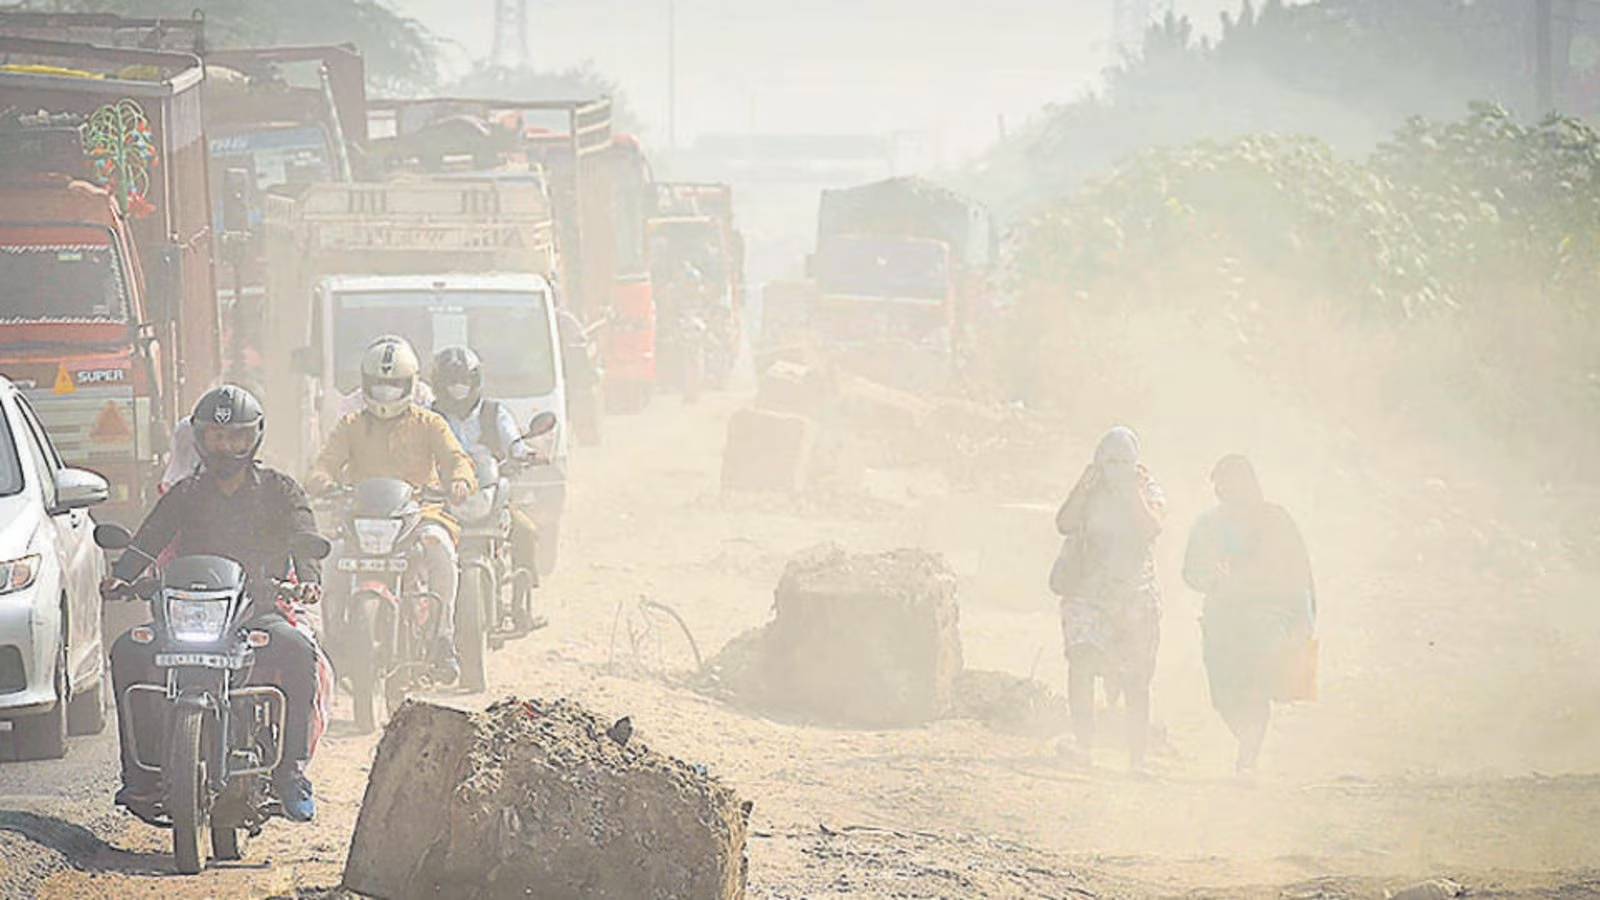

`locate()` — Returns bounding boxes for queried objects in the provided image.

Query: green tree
[46,0,438,93]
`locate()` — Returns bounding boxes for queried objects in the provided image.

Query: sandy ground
[1,386,1598,899]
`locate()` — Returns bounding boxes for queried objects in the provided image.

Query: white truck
[262,177,570,573]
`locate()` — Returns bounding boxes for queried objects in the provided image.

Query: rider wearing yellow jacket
[307,337,476,683]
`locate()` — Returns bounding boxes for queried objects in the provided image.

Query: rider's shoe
[272,766,316,823]
[429,638,461,686]
[114,773,165,825]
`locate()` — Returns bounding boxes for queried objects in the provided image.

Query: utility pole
[667,0,678,149]
[492,0,530,68]
[1535,0,1554,116]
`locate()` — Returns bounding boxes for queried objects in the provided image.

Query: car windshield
[0,402,24,497]
[816,237,947,303]
[332,290,557,398]
[0,228,130,323]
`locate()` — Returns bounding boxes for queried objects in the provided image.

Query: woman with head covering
[1182,455,1317,774]
[1052,426,1165,772]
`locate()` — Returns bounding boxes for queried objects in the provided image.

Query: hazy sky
[395,0,1245,162]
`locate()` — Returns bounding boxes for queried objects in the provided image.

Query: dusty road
[2,388,1599,899]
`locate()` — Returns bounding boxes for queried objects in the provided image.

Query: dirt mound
[699,545,962,727]
[949,669,1072,738]
[343,698,751,900]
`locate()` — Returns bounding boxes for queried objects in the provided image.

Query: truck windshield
[210,124,335,192]
[817,237,947,303]
[332,290,557,398]
[0,237,130,322]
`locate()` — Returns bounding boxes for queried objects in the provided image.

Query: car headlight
[165,592,232,644]
[0,554,40,595]
[353,517,404,555]
[455,486,495,523]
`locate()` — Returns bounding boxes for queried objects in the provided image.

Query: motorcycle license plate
[337,558,406,572]
[155,652,247,670]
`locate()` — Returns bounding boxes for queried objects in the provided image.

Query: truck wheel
[167,705,207,874]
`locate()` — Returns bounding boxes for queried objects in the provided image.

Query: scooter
[94,524,330,875]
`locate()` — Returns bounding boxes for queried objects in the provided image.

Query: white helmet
[361,336,420,419]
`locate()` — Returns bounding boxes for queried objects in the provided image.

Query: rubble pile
[343,698,750,900]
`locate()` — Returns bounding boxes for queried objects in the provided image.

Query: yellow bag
[1275,635,1319,702]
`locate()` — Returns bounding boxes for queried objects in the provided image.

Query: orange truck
[0,38,220,522]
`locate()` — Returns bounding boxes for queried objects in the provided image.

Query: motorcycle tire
[345,593,381,735]
[457,564,492,692]
[211,822,243,861]
[167,705,208,875]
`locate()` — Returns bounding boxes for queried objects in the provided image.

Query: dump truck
[760,176,993,377]
[0,37,220,522]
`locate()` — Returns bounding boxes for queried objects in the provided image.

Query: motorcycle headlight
[165,591,233,644]
[353,517,404,555]
[456,486,495,523]
[0,554,40,595]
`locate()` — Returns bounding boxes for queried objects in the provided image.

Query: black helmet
[432,346,483,418]
[191,385,264,477]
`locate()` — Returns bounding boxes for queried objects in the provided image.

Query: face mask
[368,384,406,404]
[446,384,472,401]
[204,453,250,477]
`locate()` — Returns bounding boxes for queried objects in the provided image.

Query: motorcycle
[449,411,559,691]
[93,524,330,875]
[317,479,449,734]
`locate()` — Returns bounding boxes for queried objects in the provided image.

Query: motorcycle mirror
[290,532,333,561]
[525,411,558,439]
[94,523,134,551]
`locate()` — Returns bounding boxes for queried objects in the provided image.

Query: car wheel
[67,673,107,737]
[14,639,69,760]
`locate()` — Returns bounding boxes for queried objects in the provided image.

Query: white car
[0,376,111,759]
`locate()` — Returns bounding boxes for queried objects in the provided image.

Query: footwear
[114,774,164,825]
[272,767,316,823]
[429,638,460,686]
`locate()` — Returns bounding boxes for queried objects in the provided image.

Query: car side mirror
[54,468,109,512]
[94,522,134,551]
[290,532,333,561]
[524,411,558,439]
[291,346,323,377]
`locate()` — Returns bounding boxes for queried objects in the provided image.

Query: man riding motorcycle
[104,386,328,824]
[307,336,476,684]
[430,346,543,588]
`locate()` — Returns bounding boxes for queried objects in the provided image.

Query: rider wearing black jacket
[104,386,325,824]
